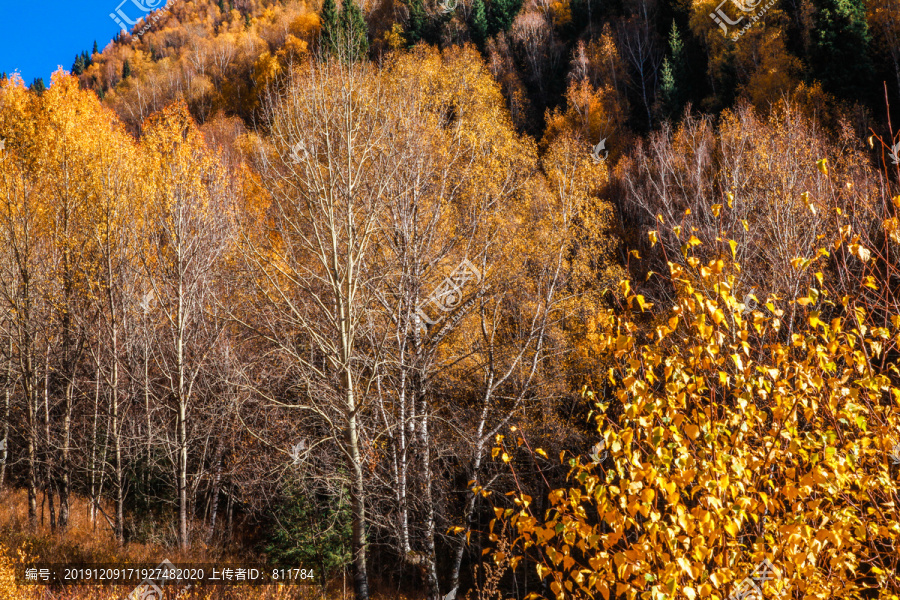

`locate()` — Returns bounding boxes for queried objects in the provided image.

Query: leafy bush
[490,191,900,599]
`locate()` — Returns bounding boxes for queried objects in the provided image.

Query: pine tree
[659,21,687,119]
[658,57,676,118]
[809,0,875,101]
[406,0,429,44]
[338,0,369,60]
[93,40,99,55]
[73,54,85,76]
[31,77,46,95]
[122,59,132,80]
[487,0,522,36]
[321,0,339,54]
[218,0,225,12]
[470,0,488,44]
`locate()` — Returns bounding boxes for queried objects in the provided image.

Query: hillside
[0,0,899,599]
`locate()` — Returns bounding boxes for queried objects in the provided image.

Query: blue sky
[0,0,135,84]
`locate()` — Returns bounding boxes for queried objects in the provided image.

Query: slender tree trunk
[144,322,151,512]
[206,432,225,544]
[111,346,124,545]
[59,237,75,531]
[419,409,440,600]
[346,382,369,600]
[0,336,11,490]
[177,274,189,551]
[89,361,100,528]
[225,483,234,542]
[105,249,125,545]
[26,377,37,527]
[42,348,56,532]
[59,378,73,529]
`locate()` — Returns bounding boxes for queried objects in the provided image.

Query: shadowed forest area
[1,0,900,598]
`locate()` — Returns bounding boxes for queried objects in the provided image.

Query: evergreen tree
[218,0,225,12]
[31,77,46,95]
[93,40,99,55]
[658,57,676,118]
[808,0,875,101]
[73,54,85,76]
[122,59,132,80]
[470,0,488,44]
[406,0,429,45]
[487,0,522,36]
[659,21,688,119]
[338,0,369,60]
[321,0,339,54]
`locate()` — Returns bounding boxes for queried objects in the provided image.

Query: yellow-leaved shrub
[491,194,900,599]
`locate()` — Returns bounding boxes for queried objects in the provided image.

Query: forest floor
[0,489,420,600]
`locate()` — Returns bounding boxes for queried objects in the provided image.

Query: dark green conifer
[470,0,488,44]
[321,0,339,54]
[338,0,369,60]
[487,0,522,36]
[73,54,85,75]
[406,0,428,45]
[808,0,874,100]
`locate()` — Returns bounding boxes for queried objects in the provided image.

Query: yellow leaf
[817,158,828,175]
[724,520,739,537]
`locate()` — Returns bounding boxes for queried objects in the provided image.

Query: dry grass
[0,490,417,600]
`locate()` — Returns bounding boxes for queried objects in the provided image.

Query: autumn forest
[0,0,900,599]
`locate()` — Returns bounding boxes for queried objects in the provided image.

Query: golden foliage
[491,193,900,599]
